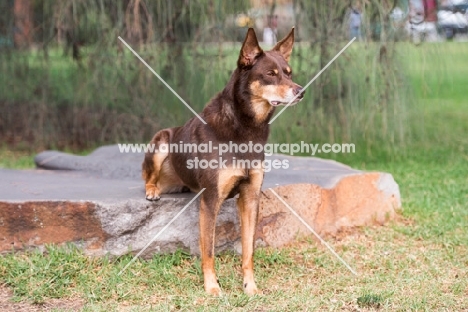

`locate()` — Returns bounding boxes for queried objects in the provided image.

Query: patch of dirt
[0,285,84,312]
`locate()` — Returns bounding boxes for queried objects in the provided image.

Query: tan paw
[243,282,261,296]
[145,184,160,201]
[206,285,222,296]
[204,279,222,296]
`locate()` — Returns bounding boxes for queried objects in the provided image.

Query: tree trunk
[14,0,33,49]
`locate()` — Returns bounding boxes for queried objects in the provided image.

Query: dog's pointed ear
[273,27,295,62]
[238,28,263,67]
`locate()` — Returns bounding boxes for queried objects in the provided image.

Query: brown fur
[142,28,304,295]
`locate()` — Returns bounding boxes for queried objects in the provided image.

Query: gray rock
[0,145,401,256]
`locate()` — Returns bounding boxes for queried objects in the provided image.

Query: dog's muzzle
[293,85,305,100]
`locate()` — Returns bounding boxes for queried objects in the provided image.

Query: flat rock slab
[0,145,401,256]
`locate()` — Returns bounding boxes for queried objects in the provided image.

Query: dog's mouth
[270,98,302,107]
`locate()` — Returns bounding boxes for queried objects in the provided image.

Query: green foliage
[0,0,409,155]
[272,41,410,162]
[357,293,384,308]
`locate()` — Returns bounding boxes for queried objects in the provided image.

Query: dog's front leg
[199,193,222,296]
[237,169,263,295]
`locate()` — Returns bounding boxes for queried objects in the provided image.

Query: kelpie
[142,28,303,296]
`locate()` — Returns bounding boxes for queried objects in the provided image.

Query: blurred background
[0,0,466,165]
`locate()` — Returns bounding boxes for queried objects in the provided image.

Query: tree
[14,0,33,48]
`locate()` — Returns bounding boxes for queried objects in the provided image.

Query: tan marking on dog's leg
[199,167,246,296]
[144,152,168,201]
[237,168,263,295]
[142,129,173,201]
[199,194,222,296]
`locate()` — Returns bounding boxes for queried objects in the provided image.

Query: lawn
[0,42,467,310]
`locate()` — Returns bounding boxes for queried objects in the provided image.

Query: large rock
[0,145,400,256]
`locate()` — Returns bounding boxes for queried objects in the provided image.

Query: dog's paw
[205,285,222,296]
[204,279,222,296]
[145,184,161,201]
[243,282,261,296]
[145,194,160,201]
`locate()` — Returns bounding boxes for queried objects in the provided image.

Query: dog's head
[238,28,304,114]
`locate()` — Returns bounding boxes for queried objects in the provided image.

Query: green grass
[1,226,466,310]
[0,147,35,169]
[0,147,94,170]
[1,43,467,310]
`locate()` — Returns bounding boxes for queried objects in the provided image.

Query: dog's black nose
[294,85,304,98]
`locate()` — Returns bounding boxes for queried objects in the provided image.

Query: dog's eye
[267,70,277,76]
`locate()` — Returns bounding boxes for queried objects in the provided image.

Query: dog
[142,27,303,296]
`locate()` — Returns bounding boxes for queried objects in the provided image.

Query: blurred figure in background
[349,2,362,40]
[263,14,278,46]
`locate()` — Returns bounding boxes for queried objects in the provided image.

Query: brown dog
[142,28,303,295]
